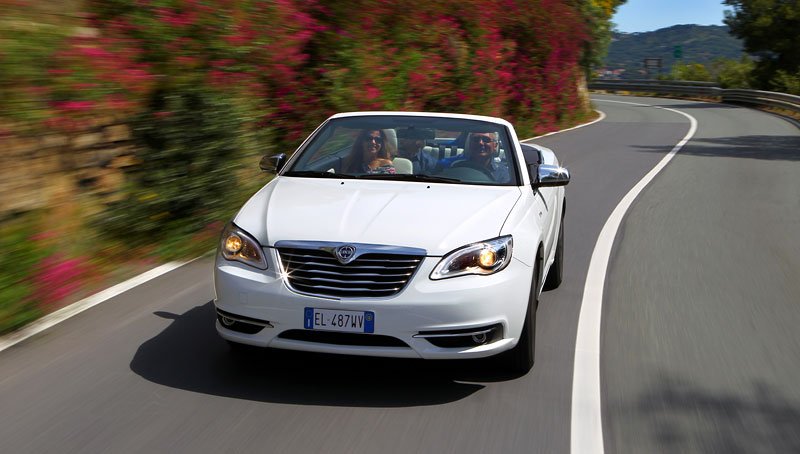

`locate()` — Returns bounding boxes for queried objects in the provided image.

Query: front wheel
[544,219,564,290]
[505,262,539,374]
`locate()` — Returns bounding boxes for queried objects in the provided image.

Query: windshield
[285,115,519,186]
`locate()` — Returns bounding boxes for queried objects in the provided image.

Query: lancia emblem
[335,245,357,264]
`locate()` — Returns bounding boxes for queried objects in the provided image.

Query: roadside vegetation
[650,1,800,96]
[723,0,800,95]
[661,56,756,89]
[0,0,627,335]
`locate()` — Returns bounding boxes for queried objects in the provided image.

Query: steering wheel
[437,164,494,183]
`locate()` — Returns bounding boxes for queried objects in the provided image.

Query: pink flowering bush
[30,0,602,139]
[31,254,97,308]
[3,0,621,134]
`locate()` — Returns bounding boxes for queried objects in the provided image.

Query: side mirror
[530,163,570,188]
[259,153,287,173]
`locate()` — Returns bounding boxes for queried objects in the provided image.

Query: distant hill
[602,25,745,79]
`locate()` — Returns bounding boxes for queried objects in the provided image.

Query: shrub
[670,62,714,82]
[712,56,755,89]
[0,216,49,334]
[31,253,96,308]
[94,86,263,246]
[772,70,800,95]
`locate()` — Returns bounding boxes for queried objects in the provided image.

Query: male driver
[451,130,510,182]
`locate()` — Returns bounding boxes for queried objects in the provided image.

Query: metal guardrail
[588,79,800,115]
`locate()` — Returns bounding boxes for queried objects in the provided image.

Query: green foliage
[724,0,800,89]
[711,56,755,88]
[772,70,800,96]
[95,86,267,247]
[0,216,47,334]
[662,57,757,88]
[670,62,713,82]
[580,0,627,72]
[0,14,69,123]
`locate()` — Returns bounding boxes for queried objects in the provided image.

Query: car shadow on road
[632,134,800,161]
[129,302,527,407]
[613,375,800,453]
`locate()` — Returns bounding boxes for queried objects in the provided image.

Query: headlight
[219,222,268,270]
[430,235,513,280]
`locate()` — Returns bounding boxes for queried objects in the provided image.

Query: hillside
[602,24,745,78]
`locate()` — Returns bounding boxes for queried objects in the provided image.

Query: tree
[710,56,755,88]
[723,0,800,89]
[580,0,628,73]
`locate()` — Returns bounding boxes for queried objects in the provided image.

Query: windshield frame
[281,114,521,187]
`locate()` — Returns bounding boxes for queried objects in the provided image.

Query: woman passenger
[343,129,396,174]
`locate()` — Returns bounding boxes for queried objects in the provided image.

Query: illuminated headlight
[430,235,513,280]
[219,222,268,270]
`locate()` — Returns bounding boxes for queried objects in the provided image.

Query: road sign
[643,58,662,79]
[674,45,683,59]
[644,58,662,69]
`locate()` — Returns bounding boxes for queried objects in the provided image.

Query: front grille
[277,247,423,298]
[279,330,410,347]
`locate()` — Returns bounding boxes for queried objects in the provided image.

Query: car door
[521,144,559,259]
[536,184,559,259]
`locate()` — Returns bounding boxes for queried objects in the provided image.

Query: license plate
[304,308,374,333]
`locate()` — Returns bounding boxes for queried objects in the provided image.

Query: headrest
[382,128,398,156]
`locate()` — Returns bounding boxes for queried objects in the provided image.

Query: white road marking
[571,99,698,454]
[521,110,607,142]
[0,261,186,353]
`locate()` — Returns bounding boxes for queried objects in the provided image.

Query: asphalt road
[599,96,800,453]
[1,94,798,453]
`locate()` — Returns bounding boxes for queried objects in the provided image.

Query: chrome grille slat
[291,276,408,285]
[296,284,402,293]
[289,260,417,270]
[339,257,421,263]
[291,269,413,278]
[278,246,423,298]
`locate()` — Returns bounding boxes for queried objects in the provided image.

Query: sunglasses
[471,135,497,144]
[364,136,384,145]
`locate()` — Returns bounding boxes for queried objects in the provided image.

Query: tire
[506,258,540,374]
[543,218,564,290]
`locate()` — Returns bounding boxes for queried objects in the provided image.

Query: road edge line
[571,99,698,454]
[521,110,607,142]
[0,261,187,353]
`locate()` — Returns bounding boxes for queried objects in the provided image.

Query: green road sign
[674,45,683,59]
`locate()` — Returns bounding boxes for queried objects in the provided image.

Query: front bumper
[213,248,533,359]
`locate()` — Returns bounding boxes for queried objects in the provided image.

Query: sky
[612,0,731,33]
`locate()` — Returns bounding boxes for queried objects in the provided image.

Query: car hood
[234,177,522,255]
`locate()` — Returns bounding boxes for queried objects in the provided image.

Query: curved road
[1,94,798,453]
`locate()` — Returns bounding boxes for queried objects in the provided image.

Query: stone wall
[0,121,136,218]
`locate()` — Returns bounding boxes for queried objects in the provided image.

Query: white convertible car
[213,112,569,372]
